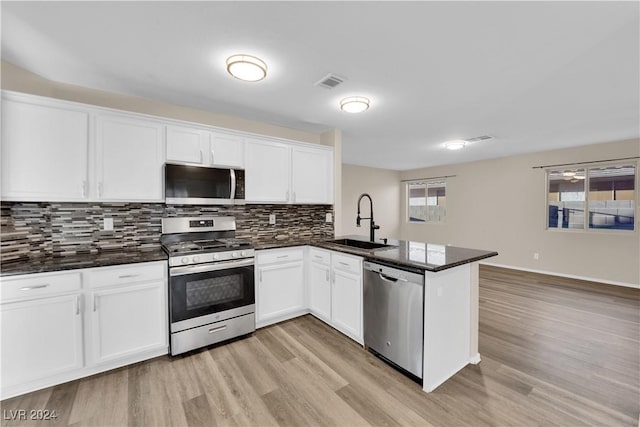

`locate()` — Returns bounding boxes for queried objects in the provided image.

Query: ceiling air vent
[314,73,346,89]
[464,135,494,143]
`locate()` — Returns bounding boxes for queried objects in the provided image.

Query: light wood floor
[2,265,639,426]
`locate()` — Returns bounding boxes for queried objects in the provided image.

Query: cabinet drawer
[332,253,362,274]
[257,248,304,265]
[87,262,165,289]
[309,248,330,266]
[1,272,81,302]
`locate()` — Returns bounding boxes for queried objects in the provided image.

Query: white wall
[399,139,640,286]
[341,164,401,240]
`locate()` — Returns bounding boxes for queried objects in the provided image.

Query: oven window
[186,274,243,310]
[170,264,255,324]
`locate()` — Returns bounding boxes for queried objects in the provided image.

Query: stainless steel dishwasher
[363,261,425,380]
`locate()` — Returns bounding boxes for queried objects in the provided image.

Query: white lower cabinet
[0,261,168,399]
[308,248,332,323]
[329,252,363,344]
[1,294,83,389]
[88,281,167,365]
[257,246,363,345]
[255,247,305,327]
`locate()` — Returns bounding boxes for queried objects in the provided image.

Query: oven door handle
[170,258,254,276]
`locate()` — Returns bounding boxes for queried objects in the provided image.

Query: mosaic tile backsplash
[0,202,334,263]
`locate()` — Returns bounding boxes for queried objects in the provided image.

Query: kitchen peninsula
[315,236,498,392]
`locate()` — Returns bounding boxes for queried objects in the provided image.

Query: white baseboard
[480,262,639,289]
[469,353,481,365]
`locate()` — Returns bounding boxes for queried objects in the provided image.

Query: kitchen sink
[329,238,393,250]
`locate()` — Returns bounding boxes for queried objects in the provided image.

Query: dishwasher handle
[378,273,407,283]
[364,261,424,284]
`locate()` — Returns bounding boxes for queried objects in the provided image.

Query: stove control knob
[181,257,189,265]
[241,251,247,257]
[232,252,239,258]
[213,253,219,260]
[193,255,200,263]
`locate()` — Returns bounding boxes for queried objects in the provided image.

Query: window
[408,180,446,223]
[547,164,635,231]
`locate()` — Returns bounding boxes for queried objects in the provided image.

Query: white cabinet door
[245,139,291,203]
[166,125,209,164]
[291,146,333,204]
[211,132,244,168]
[256,261,304,324]
[332,268,363,343]
[96,115,164,201]
[88,281,167,366]
[1,294,83,389]
[308,261,331,322]
[1,99,89,201]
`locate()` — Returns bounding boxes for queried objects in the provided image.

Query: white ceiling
[2,1,638,171]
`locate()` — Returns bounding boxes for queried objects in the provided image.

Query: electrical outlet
[533,252,539,260]
[103,218,114,231]
[269,214,276,225]
[325,213,333,223]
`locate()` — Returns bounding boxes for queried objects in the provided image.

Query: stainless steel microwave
[165,163,245,205]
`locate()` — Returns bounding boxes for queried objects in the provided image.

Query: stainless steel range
[161,216,255,356]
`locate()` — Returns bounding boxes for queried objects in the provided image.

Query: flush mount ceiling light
[444,140,467,150]
[226,54,267,82]
[339,96,370,113]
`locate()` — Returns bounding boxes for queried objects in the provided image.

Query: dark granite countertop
[255,235,498,272]
[0,248,168,277]
[1,236,497,277]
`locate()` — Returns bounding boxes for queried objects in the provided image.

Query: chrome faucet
[356,193,380,242]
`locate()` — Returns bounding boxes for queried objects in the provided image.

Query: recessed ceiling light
[444,140,467,150]
[226,54,267,82]
[340,96,370,113]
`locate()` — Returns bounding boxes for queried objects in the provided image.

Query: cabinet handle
[199,149,204,164]
[211,149,215,165]
[331,271,335,283]
[20,284,49,291]
[325,270,329,281]
[118,274,139,279]
[81,181,88,197]
[339,262,350,267]
[293,192,296,203]
[259,270,263,282]
[209,325,227,334]
[276,255,289,259]
[98,182,104,198]
[93,295,98,312]
[286,190,289,201]
[75,295,81,315]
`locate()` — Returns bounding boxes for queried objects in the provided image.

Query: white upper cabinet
[245,138,334,204]
[166,125,209,165]
[245,138,291,203]
[95,114,165,201]
[1,98,90,201]
[211,132,244,168]
[166,126,244,168]
[1,92,333,205]
[292,146,333,204]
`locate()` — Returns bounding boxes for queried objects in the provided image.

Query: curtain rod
[401,174,456,182]
[532,156,639,169]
